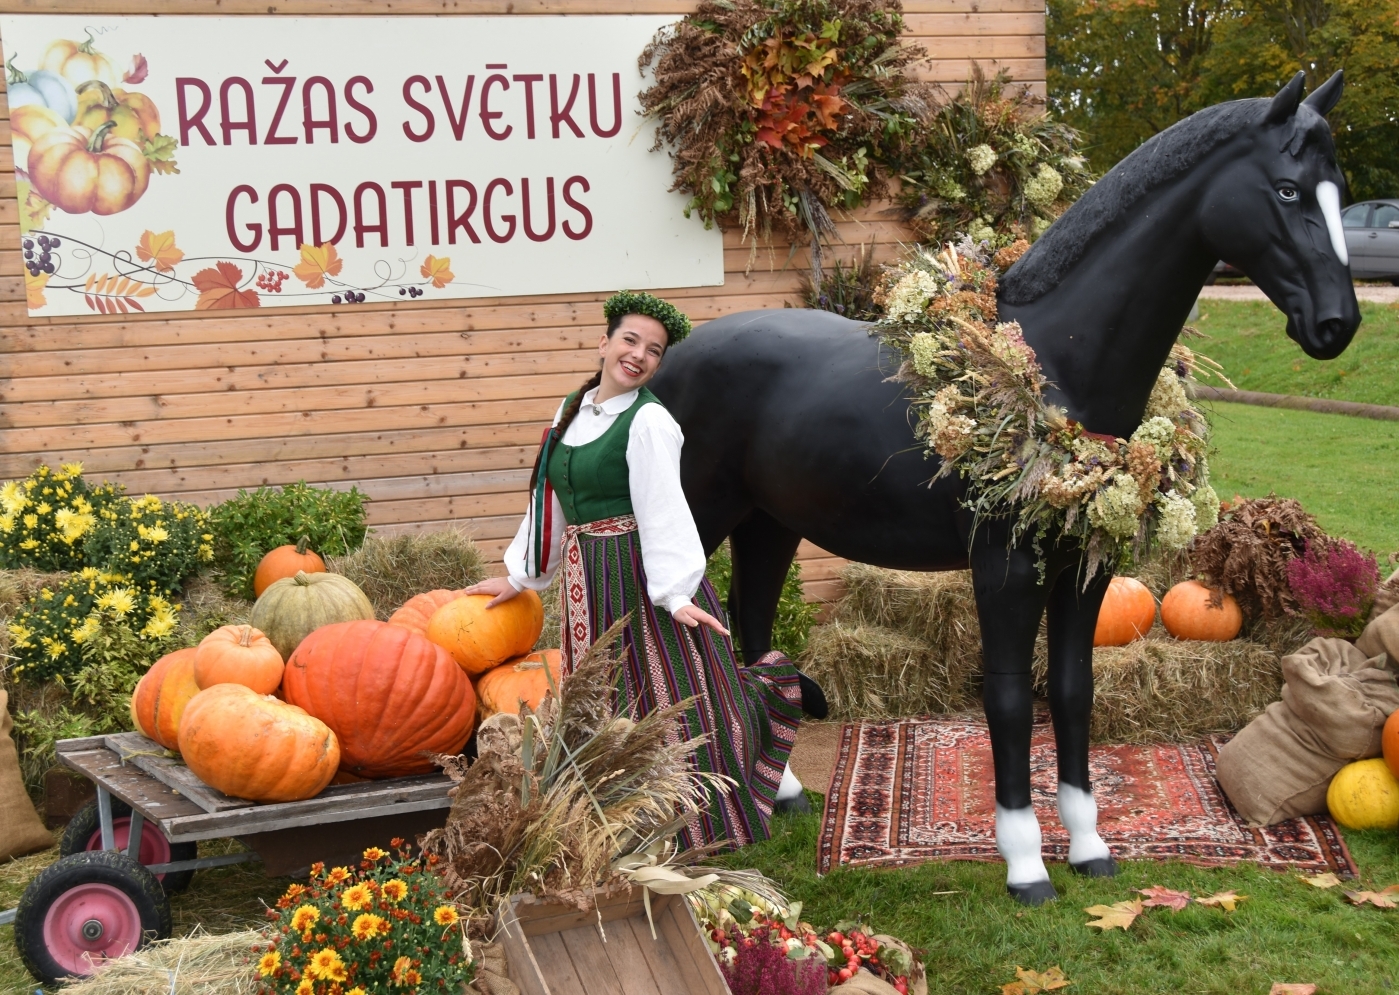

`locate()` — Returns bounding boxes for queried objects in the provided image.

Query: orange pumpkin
[28,121,150,216]
[193,624,284,694]
[426,591,544,676]
[1383,709,1399,782]
[1093,577,1157,647]
[129,647,200,750]
[281,620,476,778]
[477,649,564,719]
[388,588,469,635]
[1161,580,1243,641]
[253,537,327,598]
[40,34,120,87]
[74,81,162,145]
[178,684,340,802]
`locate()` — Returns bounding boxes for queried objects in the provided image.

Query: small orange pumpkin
[193,624,284,694]
[28,121,150,216]
[178,684,339,802]
[253,536,327,597]
[426,591,544,676]
[388,588,469,635]
[129,647,200,750]
[477,649,564,719]
[1093,576,1157,647]
[1161,580,1243,641]
[1383,708,1399,782]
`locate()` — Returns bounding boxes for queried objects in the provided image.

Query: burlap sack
[1356,601,1399,665]
[0,689,55,859]
[1368,568,1399,624]
[1216,634,1399,825]
[468,941,519,995]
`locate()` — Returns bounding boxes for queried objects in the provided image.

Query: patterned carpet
[817,714,1357,877]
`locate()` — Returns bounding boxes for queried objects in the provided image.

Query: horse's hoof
[774,793,812,816]
[796,671,829,719]
[1070,856,1118,878]
[1007,880,1058,906]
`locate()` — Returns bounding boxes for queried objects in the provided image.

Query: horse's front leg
[970,528,1055,905]
[1045,568,1117,877]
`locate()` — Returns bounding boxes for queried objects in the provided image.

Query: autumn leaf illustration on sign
[193,262,260,310]
[137,230,184,272]
[1136,886,1191,912]
[1195,891,1247,911]
[420,254,454,289]
[82,273,158,314]
[294,243,344,289]
[1343,885,1399,909]
[1001,965,1071,994]
[1084,900,1143,931]
[25,271,49,310]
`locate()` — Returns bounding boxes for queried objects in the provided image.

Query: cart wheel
[60,799,197,894]
[14,850,171,986]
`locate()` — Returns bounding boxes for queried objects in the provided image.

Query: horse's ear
[1303,70,1345,118]
[1265,71,1307,124]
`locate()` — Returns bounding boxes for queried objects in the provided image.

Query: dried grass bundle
[1190,495,1323,619]
[57,927,263,995]
[799,621,970,719]
[421,620,727,929]
[329,528,487,619]
[173,571,252,645]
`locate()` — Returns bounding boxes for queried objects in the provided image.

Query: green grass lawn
[1206,401,1399,557]
[1193,299,1399,407]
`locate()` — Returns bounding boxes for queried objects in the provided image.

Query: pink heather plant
[721,934,828,995]
[1286,538,1380,638]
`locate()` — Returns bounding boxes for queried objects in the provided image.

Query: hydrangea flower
[886,270,942,322]
[1154,492,1198,550]
[1191,481,1220,532]
[1130,415,1177,451]
[966,144,997,175]
[1088,473,1145,539]
[1024,164,1064,208]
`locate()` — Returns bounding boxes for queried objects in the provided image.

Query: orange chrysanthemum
[433,905,459,927]
[362,846,388,861]
[305,947,344,980]
[326,866,352,885]
[352,913,387,941]
[257,950,281,977]
[381,879,408,903]
[289,905,320,932]
[341,884,373,911]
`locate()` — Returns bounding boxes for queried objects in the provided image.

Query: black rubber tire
[60,799,197,894]
[14,850,172,986]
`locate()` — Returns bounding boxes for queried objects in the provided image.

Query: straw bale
[329,527,487,619]
[174,572,252,645]
[800,621,977,719]
[536,575,562,650]
[58,927,264,995]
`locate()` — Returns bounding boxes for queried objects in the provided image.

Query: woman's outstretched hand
[673,603,730,636]
[463,576,521,608]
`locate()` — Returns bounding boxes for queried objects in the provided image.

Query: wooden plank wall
[0,0,1045,604]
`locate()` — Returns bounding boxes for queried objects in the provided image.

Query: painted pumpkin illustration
[9,105,70,175]
[28,121,151,216]
[74,81,161,144]
[6,58,78,122]
[39,33,120,87]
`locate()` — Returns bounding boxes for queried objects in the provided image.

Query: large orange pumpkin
[281,620,476,778]
[178,684,339,802]
[1161,580,1243,641]
[250,571,375,661]
[1093,577,1157,647]
[28,121,150,216]
[253,537,327,598]
[193,624,284,694]
[129,647,200,750]
[1383,709,1399,782]
[426,591,544,676]
[477,649,564,719]
[388,588,469,635]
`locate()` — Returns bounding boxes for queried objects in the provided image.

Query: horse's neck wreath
[877,238,1220,576]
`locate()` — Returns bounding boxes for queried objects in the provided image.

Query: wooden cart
[3,731,455,986]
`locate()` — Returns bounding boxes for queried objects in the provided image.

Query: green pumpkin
[250,571,375,661]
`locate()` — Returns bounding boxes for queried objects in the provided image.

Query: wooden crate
[497,887,727,995]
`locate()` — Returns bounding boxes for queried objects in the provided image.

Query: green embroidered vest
[545,387,661,525]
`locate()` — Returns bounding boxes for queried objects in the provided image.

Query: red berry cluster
[826,929,909,994]
[256,270,290,293]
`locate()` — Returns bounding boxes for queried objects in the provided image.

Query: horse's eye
[1277,186,1299,202]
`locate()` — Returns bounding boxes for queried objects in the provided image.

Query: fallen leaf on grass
[1343,885,1399,909]
[1002,965,1072,993]
[1084,900,1143,931]
[1136,886,1190,912]
[1195,891,1247,911]
[294,242,344,289]
[1269,984,1317,994]
[1299,873,1341,889]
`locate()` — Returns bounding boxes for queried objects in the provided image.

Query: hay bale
[536,575,562,650]
[174,572,252,645]
[58,927,263,995]
[329,528,487,619]
[833,563,983,679]
[0,569,71,617]
[799,622,977,719]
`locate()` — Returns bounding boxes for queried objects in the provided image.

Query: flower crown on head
[603,290,692,346]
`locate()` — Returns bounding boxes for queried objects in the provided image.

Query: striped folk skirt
[559,515,803,850]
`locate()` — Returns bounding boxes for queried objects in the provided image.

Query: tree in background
[1048,0,1399,200]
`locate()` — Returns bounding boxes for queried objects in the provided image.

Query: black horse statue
[650,71,1360,904]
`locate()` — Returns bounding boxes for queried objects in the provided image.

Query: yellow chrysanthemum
[326,866,351,885]
[362,846,388,862]
[351,912,386,941]
[433,905,460,927]
[296,979,313,995]
[35,502,51,515]
[71,616,101,644]
[141,611,177,639]
[289,904,320,932]
[390,955,414,985]
[23,514,38,529]
[95,588,137,616]
[348,988,368,995]
[137,523,169,543]
[341,883,373,911]
[0,481,28,515]
[60,462,84,477]
[19,538,39,550]
[257,950,281,977]
[305,947,344,981]
[380,879,408,903]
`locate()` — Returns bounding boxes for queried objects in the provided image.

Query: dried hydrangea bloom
[1024,163,1064,208]
[1145,366,1191,419]
[966,143,997,175]
[1154,492,1199,550]
[1191,481,1221,532]
[885,270,942,322]
[1088,473,1145,539]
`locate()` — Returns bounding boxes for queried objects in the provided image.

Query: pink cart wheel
[84,816,173,867]
[40,882,143,975]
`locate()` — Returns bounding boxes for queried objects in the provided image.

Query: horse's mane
[1000,97,1285,305]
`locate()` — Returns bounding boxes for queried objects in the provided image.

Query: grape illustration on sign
[0,16,724,316]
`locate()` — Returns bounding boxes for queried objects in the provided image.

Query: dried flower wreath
[876,238,1223,577]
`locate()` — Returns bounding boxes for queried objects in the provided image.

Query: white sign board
[0,15,723,316]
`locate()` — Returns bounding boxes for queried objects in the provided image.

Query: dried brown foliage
[1190,496,1324,619]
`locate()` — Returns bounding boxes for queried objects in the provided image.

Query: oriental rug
[816,714,1357,877]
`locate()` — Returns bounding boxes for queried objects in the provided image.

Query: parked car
[1341,199,1399,283]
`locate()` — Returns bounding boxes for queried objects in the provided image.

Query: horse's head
[1199,71,1360,359]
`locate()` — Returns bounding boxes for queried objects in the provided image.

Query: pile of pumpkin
[1092,577,1243,647]
[128,540,562,803]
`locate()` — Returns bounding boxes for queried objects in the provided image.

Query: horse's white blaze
[1316,180,1348,265]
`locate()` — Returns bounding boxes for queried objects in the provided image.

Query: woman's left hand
[672,603,730,636]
